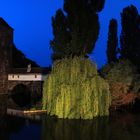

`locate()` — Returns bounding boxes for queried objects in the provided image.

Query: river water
[0,113,140,140]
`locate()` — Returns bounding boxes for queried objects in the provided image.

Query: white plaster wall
[8,74,47,81]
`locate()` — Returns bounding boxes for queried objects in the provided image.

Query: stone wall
[0,19,13,94]
[0,94,8,114]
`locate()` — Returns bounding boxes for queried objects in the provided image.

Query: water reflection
[109,113,140,140]
[42,114,140,140]
[0,113,140,140]
[0,94,41,140]
[0,115,41,140]
[42,116,110,140]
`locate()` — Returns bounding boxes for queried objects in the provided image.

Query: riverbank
[7,108,47,120]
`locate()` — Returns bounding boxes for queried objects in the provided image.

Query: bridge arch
[10,84,31,107]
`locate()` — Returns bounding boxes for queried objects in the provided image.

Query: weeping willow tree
[43,57,111,119]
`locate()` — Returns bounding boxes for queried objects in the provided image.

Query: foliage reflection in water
[0,113,140,140]
[42,114,140,140]
[42,116,109,140]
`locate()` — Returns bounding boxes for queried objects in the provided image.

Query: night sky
[0,0,140,68]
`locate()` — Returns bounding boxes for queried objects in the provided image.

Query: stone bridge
[0,67,49,108]
[7,68,49,107]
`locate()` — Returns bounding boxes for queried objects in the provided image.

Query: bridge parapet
[8,67,50,81]
[8,73,47,81]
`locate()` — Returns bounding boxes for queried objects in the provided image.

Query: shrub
[102,59,138,109]
[105,59,136,85]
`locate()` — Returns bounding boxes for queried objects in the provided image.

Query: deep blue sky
[0,0,140,68]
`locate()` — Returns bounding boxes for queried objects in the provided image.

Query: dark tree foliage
[120,5,140,67]
[50,0,105,60]
[106,19,118,63]
[12,45,39,68]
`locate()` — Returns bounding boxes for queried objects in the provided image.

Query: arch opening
[11,84,31,108]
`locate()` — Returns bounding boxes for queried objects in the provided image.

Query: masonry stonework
[0,18,13,94]
[0,18,47,107]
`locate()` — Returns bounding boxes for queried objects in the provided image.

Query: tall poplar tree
[50,0,105,60]
[120,5,140,67]
[106,19,118,63]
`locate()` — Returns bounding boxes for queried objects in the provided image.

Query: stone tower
[0,18,13,94]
